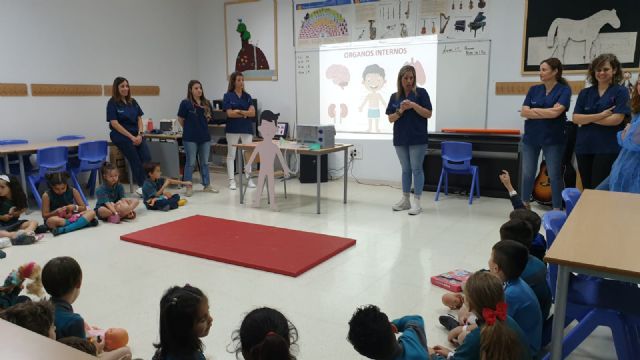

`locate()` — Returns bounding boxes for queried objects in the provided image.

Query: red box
[430,269,472,292]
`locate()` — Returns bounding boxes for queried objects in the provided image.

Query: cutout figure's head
[258,120,277,139]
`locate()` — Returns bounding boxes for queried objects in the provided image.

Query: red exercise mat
[120,215,356,277]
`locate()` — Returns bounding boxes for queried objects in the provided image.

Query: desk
[0,138,108,197]
[545,190,640,360]
[0,319,96,359]
[234,142,352,214]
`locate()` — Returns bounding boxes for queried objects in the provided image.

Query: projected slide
[319,38,437,134]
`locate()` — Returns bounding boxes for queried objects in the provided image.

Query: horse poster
[522,0,639,73]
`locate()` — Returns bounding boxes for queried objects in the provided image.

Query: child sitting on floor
[0,174,44,247]
[0,300,56,339]
[430,271,530,359]
[499,170,547,259]
[42,256,132,360]
[152,284,212,360]
[500,218,552,321]
[231,307,299,360]
[348,304,429,359]
[41,172,97,236]
[95,162,139,223]
[142,162,190,211]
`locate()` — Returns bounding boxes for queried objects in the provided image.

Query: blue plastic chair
[0,139,32,175]
[27,146,87,208]
[562,188,581,217]
[435,141,480,204]
[541,211,638,359]
[71,141,108,196]
[56,135,86,141]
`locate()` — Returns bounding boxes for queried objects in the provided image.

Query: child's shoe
[34,224,49,234]
[13,232,36,245]
[108,214,121,224]
[439,314,460,331]
[89,219,99,227]
[161,204,171,212]
[0,237,12,249]
[178,199,188,206]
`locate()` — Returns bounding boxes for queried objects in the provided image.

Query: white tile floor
[2,175,617,359]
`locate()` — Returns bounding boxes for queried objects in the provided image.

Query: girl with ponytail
[231,307,298,360]
[430,271,529,360]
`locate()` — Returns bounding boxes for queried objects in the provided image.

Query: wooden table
[0,319,96,359]
[234,142,352,214]
[545,190,640,360]
[0,138,108,197]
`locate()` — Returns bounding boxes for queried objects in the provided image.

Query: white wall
[0,0,198,142]
[194,0,297,124]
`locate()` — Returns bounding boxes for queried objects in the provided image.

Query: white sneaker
[229,180,237,190]
[408,202,422,215]
[135,188,143,197]
[247,179,256,188]
[0,237,11,249]
[392,197,411,211]
[202,185,219,193]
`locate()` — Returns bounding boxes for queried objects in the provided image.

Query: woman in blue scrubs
[520,58,571,210]
[572,53,630,189]
[107,77,151,188]
[223,72,256,190]
[177,80,217,196]
[597,78,640,193]
[385,65,432,215]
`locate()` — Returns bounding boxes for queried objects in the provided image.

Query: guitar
[421,20,427,35]
[469,0,474,10]
[532,160,552,205]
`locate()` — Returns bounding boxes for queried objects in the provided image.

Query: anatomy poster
[523,0,640,73]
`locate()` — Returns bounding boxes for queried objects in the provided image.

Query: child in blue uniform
[231,307,299,360]
[597,78,640,193]
[520,58,572,210]
[142,162,190,211]
[0,174,42,246]
[500,219,552,321]
[152,285,212,360]
[224,72,257,190]
[95,162,139,223]
[430,271,530,360]
[572,53,630,189]
[348,305,429,359]
[41,172,97,236]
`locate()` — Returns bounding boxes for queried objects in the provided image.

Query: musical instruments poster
[294,0,489,48]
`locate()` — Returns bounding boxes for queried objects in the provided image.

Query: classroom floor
[4,175,616,359]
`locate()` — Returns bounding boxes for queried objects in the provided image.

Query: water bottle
[147,118,153,132]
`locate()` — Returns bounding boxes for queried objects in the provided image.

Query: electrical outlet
[350,144,363,160]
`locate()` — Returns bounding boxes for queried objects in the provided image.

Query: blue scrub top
[107,98,144,142]
[574,84,630,154]
[522,83,571,146]
[222,91,254,134]
[177,99,212,143]
[385,87,432,146]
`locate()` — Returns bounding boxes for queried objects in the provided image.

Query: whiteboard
[435,39,490,130]
[294,38,490,131]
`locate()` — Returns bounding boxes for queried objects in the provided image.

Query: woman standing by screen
[572,53,630,189]
[519,58,571,210]
[107,77,151,189]
[223,72,256,190]
[385,65,432,215]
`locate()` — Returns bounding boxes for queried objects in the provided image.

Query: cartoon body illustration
[244,120,291,211]
[358,64,387,132]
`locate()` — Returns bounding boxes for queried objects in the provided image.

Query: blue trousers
[183,141,211,186]
[147,194,180,211]
[521,142,565,209]
[112,138,151,187]
[395,144,427,196]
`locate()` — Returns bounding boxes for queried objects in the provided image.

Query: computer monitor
[275,122,288,139]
